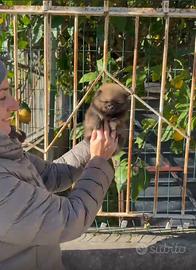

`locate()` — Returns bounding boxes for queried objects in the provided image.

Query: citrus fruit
[173,128,185,141]
[18,102,31,124]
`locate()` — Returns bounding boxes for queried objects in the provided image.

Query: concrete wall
[61,231,196,270]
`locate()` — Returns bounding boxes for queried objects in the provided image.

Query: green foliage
[131,158,151,202]
[113,152,151,201]
[69,122,84,141]
[151,65,162,82]
[136,66,195,154]
[135,118,157,149]
[113,151,128,193]
[2,0,32,5]
[125,68,146,95]
[161,126,173,142]
[79,72,98,83]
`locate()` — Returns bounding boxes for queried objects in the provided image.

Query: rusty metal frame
[0,6,196,18]
[153,16,170,214]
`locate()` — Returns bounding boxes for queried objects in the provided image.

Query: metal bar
[181,37,196,214]
[126,16,139,213]
[153,16,170,214]
[88,228,196,234]
[117,191,125,213]
[72,15,79,146]
[147,166,183,172]
[104,70,188,140]
[103,0,109,70]
[13,14,19,130]
[45,71,104,152]
[98,1,110,214]
[97,211,146,217]
[23,137,44,152]
[0,6,195,18]
[97,212,196,219]
[43,1,51,159]
[24,142,45,154]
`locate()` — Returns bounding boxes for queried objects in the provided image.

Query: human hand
[90,120,118,160]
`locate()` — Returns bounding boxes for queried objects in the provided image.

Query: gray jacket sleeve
[0,157,114,245]
[26,140,90,192]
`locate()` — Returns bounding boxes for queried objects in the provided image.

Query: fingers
[90,129,97,142]
[103,120,110,140]
[96,127,104,140]
[90,123,119,160]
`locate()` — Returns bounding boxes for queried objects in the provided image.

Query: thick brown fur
[84,83,130,155]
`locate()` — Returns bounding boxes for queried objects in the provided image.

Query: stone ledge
[61,232,196,270]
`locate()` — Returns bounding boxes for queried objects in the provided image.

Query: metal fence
[0,0,196,223]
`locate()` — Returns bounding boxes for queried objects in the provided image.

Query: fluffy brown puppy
[84,83,130,155]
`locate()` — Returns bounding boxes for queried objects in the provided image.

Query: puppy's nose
[107,104,114,110]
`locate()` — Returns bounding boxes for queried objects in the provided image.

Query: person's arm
[26,139,90,192]
[0,156,113,245]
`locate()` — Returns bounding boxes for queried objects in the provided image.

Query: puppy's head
[93,83,130,116]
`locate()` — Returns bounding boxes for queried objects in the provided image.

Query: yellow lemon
[19,108,31,124]
[18,102,31,124]
[173,128,185,141]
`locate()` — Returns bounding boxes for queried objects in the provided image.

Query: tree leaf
[176,110,188,126]
[131,161,151,202]
[113,151,128,193]
[113,150,127,163]
[135,134,145,149]
[21,15,31,26]
[18,40,28,49]
[142,118,157,131]
[79,72,98,83]
[126,77,132,87]
[114,158,128,193]
[161,126,173,142]
[32,19,43,44]
[191,117,196,131]
[70,123,84,140]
